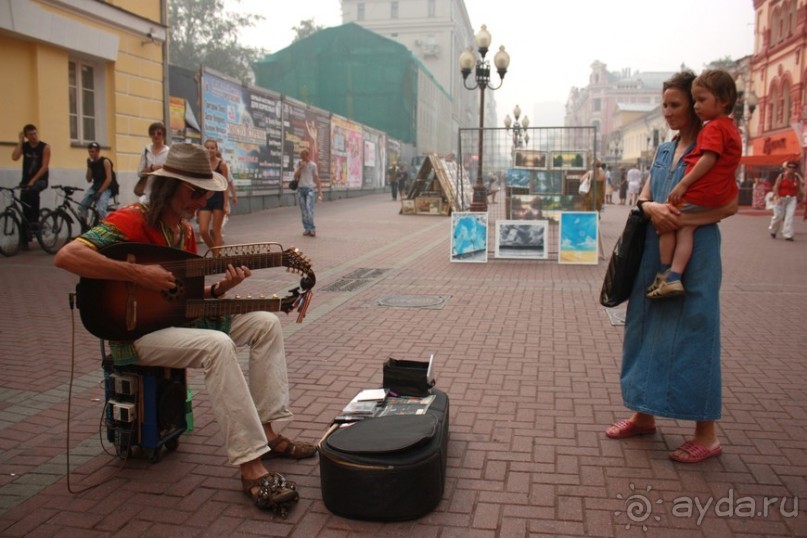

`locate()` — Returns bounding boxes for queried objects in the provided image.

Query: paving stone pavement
[0,193,805,537]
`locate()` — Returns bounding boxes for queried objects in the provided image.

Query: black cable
[66,293,126,494]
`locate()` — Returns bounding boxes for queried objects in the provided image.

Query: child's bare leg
[658,231,675,266]
[670,225,696,276]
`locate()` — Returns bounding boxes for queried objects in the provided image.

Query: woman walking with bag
[768,160,803,240]
[605,70,737,463]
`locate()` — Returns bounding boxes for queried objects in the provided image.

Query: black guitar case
[318,388,449,521]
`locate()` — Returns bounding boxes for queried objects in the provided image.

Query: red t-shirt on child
[682,116,741,207]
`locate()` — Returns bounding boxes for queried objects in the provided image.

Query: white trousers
[134,312,292,465]
[769,195,797,239]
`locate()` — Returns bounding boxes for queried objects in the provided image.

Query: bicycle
[38,185,101,254]
[0,186,51,257]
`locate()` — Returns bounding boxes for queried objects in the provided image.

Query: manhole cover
[378,295,450,309]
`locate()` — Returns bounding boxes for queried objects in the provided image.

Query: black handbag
[600,207,648,307]
[288,179,299,191]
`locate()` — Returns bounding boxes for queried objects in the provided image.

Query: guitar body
[77,243,205,340]
[76,242,315,341]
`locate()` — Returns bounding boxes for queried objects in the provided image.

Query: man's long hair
[145,176,180,228]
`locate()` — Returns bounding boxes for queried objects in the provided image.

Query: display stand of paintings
[494,220,548,260]
[558,211,599,265]
[450,212,488,263]
[401,154,462,216]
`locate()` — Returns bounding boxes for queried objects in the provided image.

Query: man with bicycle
[11,124,50,240]
[82,142,118,220]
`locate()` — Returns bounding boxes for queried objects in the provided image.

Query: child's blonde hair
[693,69,737,115]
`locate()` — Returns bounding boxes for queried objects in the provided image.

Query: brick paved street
[0,193,805,536]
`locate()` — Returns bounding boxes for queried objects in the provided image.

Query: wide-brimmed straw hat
[151,143,227,191]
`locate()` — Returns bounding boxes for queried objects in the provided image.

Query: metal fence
[455,126,601,259]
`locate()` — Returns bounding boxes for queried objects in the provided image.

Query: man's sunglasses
[180,182,213,200]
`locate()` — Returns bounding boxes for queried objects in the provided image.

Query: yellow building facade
[0,0,167,203]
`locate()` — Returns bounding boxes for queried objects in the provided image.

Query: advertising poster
[331,115,364,189]
[201,70,282,188]
[281,98,331,188]
[362,127,386,188]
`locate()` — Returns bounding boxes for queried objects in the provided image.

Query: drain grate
[321,268,389,292]
[378,295,450,310]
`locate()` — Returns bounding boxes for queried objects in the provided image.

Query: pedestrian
[53,143,316,514]
[618,166,628,204]
[11,124,50,238]
[134,121,170,198]
[626,165,642,206]
[487,174,500,204]
[648,69,741,300]
[582,160,606,211]
[293,149,322,237]
[388,162,399,201]
[605,70,738,464]
[81,142,119,221]
[397,165,409,199]
[197,139,231,255]
[768,160,803,240]
[604,165,613,203]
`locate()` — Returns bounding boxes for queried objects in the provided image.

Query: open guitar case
[318,359,449,521]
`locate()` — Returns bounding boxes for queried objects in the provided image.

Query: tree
[292,19,324,43]
[169,0,265,82]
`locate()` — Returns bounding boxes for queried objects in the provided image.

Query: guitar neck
[186,297,285,317]
[187,252,285,277]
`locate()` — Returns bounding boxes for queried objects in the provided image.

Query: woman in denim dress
[605,71,738,463]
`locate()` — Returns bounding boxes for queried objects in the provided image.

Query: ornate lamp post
[733,75,758,190]
[504,105,530,159]
[459,25,510,212]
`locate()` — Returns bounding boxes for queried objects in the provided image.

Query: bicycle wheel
[86,205,100,230]
[0,210,22,257]
[38,209,72,254]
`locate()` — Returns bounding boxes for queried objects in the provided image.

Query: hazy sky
[229,0,755,124]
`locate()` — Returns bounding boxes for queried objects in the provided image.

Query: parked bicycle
[37,185,101,254]
[0,186,51,257]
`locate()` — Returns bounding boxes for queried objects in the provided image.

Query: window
[769,85,779,131]
[357,2,364,20]
[69,59,103,143]
[428,0,436,17]
[781,80,791,126]
[391,1,398,19]
[593,98,601,112]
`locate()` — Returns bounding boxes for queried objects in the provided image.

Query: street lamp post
[459,25,510,212]
[733,76,758,187]
[504,105,530,162]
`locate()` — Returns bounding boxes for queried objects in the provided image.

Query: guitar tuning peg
[246,295,252,299]
[272,294,279,299]
[259,294,265,299]
[234,294,241,299]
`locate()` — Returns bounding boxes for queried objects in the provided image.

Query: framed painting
[550,151,587,170]
[495,220,549,260]
[514,150,548,169]
[506,167,531,189]
[510,194,543,220]
[450,212,488,263]
[558,211,598,265]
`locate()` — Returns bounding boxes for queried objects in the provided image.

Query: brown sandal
[262,434,318,460]
[241,472,299,517]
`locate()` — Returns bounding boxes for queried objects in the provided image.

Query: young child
[647,69,741,299]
